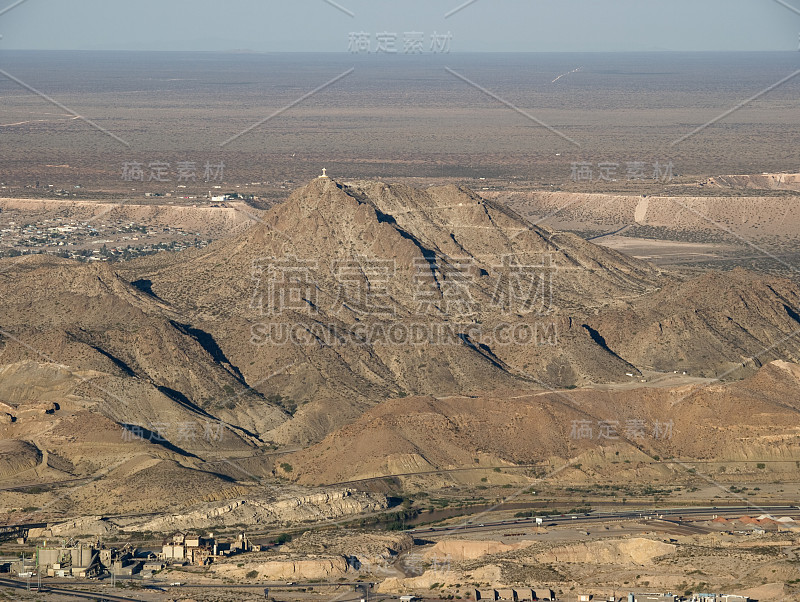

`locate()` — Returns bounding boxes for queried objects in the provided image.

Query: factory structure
[159,531,258,566]
[7,531,259,579]
[28,540,143,578]
[34,540,100,578]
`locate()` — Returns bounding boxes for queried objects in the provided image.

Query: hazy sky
[1,0,799,52]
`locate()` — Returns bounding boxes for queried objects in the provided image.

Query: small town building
[143,560,165,574]
[690,593,750,602]
[475,587,553,601]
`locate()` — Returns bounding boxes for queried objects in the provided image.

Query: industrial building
[30,539,149,579]
[35,540,100,578]
[99,545,144,577]
[160,531,258,566]
[689,594,750,602]
[11,531,260,584]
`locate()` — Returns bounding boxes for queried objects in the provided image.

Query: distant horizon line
[1,48,797,54]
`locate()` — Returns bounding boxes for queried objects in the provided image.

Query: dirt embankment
[489,189,800,242]
[125,489,388,533]
[535,538,676,564]
[703,173,800,191]
[423,539,537,561]
[214,555,351,581]
[212,531,412,582]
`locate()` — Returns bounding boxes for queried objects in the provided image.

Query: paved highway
[0,575,381,598]
[409,505,800,536]
[0,575,143,601]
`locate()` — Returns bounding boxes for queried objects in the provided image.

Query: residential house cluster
[475,588,556,601]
